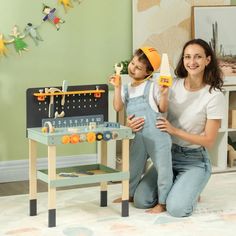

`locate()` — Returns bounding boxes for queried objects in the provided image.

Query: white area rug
[1,173,236,236]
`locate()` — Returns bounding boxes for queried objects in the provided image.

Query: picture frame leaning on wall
[192,5,236,86]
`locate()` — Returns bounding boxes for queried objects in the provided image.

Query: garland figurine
[42,5,65,31]
[9,25,28,55]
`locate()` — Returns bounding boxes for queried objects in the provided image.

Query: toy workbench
[26,81,134,227]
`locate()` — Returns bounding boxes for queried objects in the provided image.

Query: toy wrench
[61,80,68,106]
[114,63,123,75]
[114,63,123,87]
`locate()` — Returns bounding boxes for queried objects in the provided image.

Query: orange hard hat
[140,47,161,71]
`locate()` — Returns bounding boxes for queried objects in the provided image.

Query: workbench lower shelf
[34,164,130,227]
[37,164,129,187]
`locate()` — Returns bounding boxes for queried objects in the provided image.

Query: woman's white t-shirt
[168,78,226,148]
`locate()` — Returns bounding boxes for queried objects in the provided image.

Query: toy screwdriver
[158,53,172,87]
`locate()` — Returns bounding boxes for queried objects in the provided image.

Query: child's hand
[160,85,169,96]
[109,75,121,88]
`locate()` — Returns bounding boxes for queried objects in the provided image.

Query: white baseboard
[0,154,97,183]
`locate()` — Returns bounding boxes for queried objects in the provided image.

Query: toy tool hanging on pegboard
[26,80,108,129]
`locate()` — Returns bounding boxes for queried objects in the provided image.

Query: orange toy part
[94,92,101,98]
[33,89,105,97]
[70,134,80,144]
[114,75,121,87]
[41,127,48,133]
[86,132,96,143]
[140,47,161,71]
[37,95,46,101]
[61,135,70,144]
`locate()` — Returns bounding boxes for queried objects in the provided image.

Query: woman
[128,39,225,217]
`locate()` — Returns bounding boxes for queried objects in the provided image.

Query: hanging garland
[0,0,84,57]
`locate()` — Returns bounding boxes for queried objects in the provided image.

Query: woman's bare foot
[113,197,134,203]
[146,204,166,214]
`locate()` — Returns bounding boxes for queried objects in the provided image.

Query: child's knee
[133,195,147,209]
[166,199,194,217]
[133,194,156,209]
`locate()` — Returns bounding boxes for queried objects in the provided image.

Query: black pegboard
[26,84,108,128]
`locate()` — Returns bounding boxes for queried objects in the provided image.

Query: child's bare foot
[146,204,166,214]
[113,197,134,203]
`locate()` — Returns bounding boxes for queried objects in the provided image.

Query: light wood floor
[0,180,99,197]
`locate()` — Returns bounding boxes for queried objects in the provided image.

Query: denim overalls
[124,80,173,204]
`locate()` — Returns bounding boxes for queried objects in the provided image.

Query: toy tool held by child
[113,63,123,87]
[158,53,172,87]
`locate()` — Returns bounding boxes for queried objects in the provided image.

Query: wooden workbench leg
[122,139,129,217]
[100,140,108,207]
[29,139,37,216]
[48,145,56,227]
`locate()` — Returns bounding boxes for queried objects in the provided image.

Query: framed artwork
[192,5,236,85]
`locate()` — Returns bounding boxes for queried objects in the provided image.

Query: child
[109,47,173,213]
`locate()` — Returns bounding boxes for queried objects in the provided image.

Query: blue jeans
[133,144,211,217]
